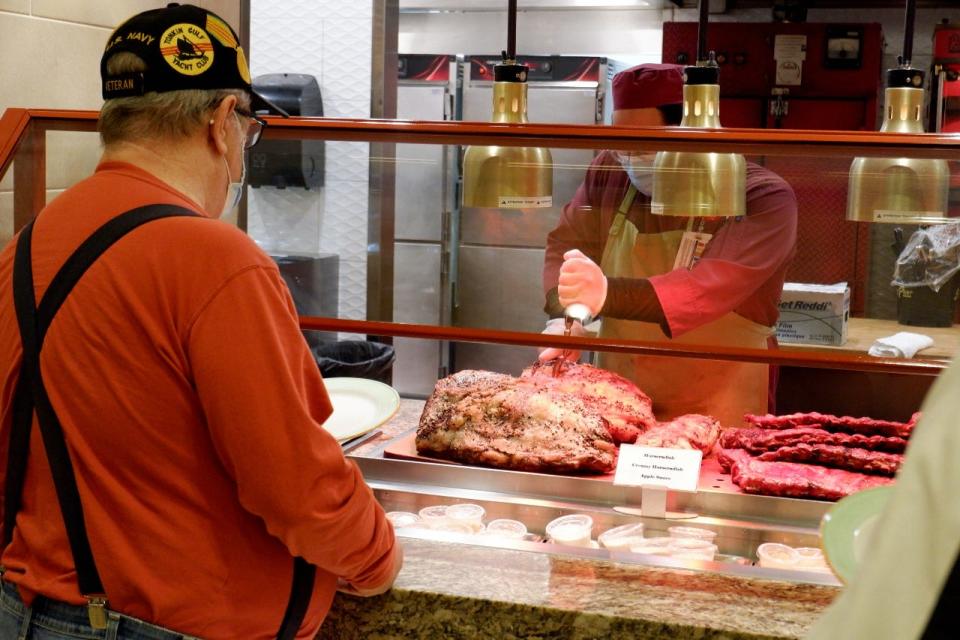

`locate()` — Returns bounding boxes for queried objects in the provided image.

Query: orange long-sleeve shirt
[0,161,396,639]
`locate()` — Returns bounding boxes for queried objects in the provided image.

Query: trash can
[312,341,395,384]
[896,275,960,328]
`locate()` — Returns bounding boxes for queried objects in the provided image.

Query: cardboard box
[776,283,850,346]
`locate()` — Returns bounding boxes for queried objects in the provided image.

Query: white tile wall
[249,0,374,322]
[0,12,108,113]
[46,131,102,191]
[30,0,158,29]
[0,0,29,14]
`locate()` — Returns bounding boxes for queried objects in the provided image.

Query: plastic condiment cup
[545,514,594,548]
[385,511,421,529]
[794,547,827,568]
[418,505,449,528]
[668,526,718,543]
[757,542,801,570]
[630,536,675,556]
[429,520,476,535]
[669,538,718,561]
[484,519,528,540]
[598,523,646,550]
[446,503,486,533]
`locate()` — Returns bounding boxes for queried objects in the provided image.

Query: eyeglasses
[234,107,267,149]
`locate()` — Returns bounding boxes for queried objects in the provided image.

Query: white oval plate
[322,377,400,442]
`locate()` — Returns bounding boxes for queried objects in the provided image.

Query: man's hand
[558,249,608,318]
[336,543,404,597]
[538,317,586,363]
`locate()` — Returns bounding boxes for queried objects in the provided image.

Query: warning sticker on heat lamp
[498,196,553,208]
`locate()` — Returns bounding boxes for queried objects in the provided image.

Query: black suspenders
[3,205,314,639]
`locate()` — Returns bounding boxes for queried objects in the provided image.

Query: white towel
[868,331,934,358]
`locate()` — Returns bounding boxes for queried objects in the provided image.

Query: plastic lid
[385,511,421,528]
[430,520,475,534]
[795,547,827,568]
[545,514,594,544]
[446,503,486,522]
[418,505,449,522]
[598,523,646,550]
[668,526,718,542]
[757,542,800,567]
[485,519,528,539]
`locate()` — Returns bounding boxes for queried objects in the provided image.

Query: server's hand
[558,249,607,318]
[538,317,585,363]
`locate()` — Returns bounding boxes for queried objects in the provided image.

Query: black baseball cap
[100,3,287,116]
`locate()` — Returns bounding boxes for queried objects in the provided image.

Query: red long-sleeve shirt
[0,162,395,639]
[543,151,798,337]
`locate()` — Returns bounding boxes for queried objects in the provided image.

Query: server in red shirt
[0,5,399,639]
[541,64,798,428]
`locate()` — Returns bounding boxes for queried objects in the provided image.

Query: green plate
[820,485,894,584]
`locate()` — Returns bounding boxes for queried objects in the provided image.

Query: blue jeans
[0,581,198,640]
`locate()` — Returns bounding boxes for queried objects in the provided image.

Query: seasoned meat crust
[634,414,720,455]
[416,370,617,474]
[521,361,656,444]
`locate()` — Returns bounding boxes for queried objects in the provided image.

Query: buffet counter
[332,399,840,639]
[319,537,837,640]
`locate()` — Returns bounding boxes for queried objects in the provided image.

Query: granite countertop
[336,396,839,639]
[319,537,837,640]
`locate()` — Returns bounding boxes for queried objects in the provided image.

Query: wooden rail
[2,107,956,377]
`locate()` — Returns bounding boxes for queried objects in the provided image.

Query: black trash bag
[311,340,395,384]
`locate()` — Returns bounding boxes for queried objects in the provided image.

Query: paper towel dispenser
[249,73,325,190]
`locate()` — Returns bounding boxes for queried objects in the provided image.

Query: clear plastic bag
[892,222,960,292]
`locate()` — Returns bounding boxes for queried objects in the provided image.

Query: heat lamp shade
[846,84,951,223]
[846,156,950,224]
[650,76,746,217]
[461,144,553,209]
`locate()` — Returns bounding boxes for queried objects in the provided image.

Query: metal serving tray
[352,455,841,587]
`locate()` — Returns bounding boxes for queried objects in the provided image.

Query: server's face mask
[616,151,657,196]
[220,112,247,218]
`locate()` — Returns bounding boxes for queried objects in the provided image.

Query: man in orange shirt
[0,4,400,639]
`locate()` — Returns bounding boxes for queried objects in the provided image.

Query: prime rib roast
[520,361,656,444]
[719,427,908,455]
[416,370,617,473]
[633,414,720,455]
[743,411,919,439]
[717,448,894,500]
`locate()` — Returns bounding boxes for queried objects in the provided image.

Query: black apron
[2,205,314,639]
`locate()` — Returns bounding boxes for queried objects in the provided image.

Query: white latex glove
[538,317,586,363]
[557,249,608,318]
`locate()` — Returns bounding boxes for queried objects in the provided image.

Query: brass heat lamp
[651,0,745,218]
[461,0,552,210]
[651,63,746,218]
[847,0,950,224]
[846,67,950,224]
[461,58,553,209]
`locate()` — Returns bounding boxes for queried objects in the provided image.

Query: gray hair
[98,52,250,146]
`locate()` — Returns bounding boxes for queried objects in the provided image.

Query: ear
[208,94,239,156]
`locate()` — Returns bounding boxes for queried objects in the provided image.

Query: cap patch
[160,23,214,76]
[205,14,238,49]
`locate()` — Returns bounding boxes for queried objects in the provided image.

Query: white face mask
[616,151,657,196]
[220,113,247,218]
